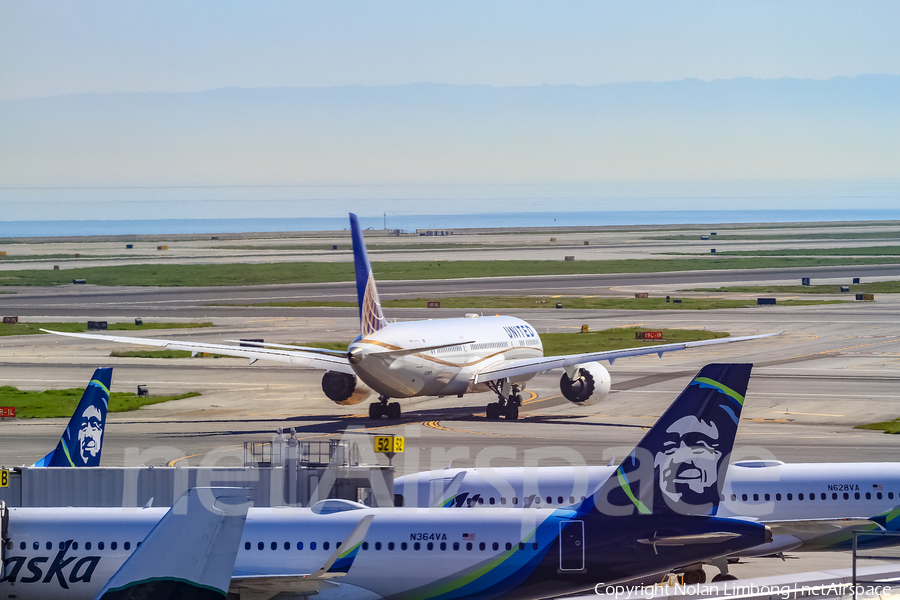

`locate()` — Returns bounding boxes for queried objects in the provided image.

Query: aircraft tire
[369,403,383,420]
[712,574,737,582]
[683,569,706,585]
[503,404,519,420]
[486,403,501,420]
[387,402,401,419]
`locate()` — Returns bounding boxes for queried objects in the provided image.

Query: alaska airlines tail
[32,367,111,467]
[95,487,251,600]
[591,363,752,517]
[349,212,388,337]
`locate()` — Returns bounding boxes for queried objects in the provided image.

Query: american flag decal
[462,533,476,540]
[874,484,884,491]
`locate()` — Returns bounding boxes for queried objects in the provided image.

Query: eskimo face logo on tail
[60,378,109,467]
[78,404,104,463]
[596,365,750,518]
[651,373,745,515]
[654,416,722,507]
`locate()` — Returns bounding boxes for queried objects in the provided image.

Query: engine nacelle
[559,362,611,406]
[322,371,373,405]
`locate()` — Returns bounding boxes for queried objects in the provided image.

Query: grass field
[109,350,230,359]
[648,231,900,242]
[856,419,900,434]
[0,387,201,419]
[0,321,214,337]
[238,296,846,310]
[666,246,900,257]
[539,327,727,356]
[688,281,900,294]
[3,255,900,287]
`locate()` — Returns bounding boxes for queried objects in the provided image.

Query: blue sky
[2,1,899,100]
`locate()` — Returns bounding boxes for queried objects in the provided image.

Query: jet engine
[559,362,611,406]
[322,372,373,405]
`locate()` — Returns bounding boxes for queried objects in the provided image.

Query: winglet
[350,213,387,337]
[94,487,251,600]
[590,363,753,518]
[34,367,112,467]
[313,514,374,578]
[431,471,467,508]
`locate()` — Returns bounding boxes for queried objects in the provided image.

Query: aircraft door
[559,520,584,571]
[1,501,7,579]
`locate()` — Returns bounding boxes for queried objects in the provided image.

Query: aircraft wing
[42,329,356,375]
[230,515,374,599]
[766,518,882,536]
[473,332,781,383]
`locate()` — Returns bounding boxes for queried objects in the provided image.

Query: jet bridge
[0,432,394,509]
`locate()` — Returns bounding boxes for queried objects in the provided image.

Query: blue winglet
[349,213,387,337]
[34,367,112,467]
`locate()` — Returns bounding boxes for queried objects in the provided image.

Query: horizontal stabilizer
[638,531,742,546]
[224,340,348,357]
[369,341,477,361]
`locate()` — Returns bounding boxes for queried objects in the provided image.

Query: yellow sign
[374,436,404,454]
[0,470,8,487]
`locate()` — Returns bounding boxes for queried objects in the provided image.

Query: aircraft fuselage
[349,315,543,398]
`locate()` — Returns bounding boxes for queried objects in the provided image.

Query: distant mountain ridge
[2,76,898,186]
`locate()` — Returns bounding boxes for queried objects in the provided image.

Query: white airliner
[45,213,777,420]
[0,364,771,599]
[396,460,900,576]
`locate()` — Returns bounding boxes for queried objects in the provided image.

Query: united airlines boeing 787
[46,214,777,420]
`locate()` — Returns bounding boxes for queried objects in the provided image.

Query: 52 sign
[374,436,404,454]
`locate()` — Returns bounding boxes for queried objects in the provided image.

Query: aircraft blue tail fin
[94,487,251,600]
[349,212,387,337]
[589,363,752,517]
[33,367,111,467]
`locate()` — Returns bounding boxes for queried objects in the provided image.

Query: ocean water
[2,181,899,237]
[3,209,900,238]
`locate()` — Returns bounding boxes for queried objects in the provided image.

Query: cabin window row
[243,540,540,552]
[731,491,892,502]
[8,540,134,552]
[471,342,509,350]
[471,495,586,506]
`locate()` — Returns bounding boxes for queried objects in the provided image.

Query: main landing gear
[369,395,401,420]
[485,381,521,420]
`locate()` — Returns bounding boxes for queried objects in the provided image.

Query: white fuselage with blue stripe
[396,461,900,555]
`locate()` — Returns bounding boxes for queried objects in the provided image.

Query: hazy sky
[2,1,899,100]
[2,1,899,222]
